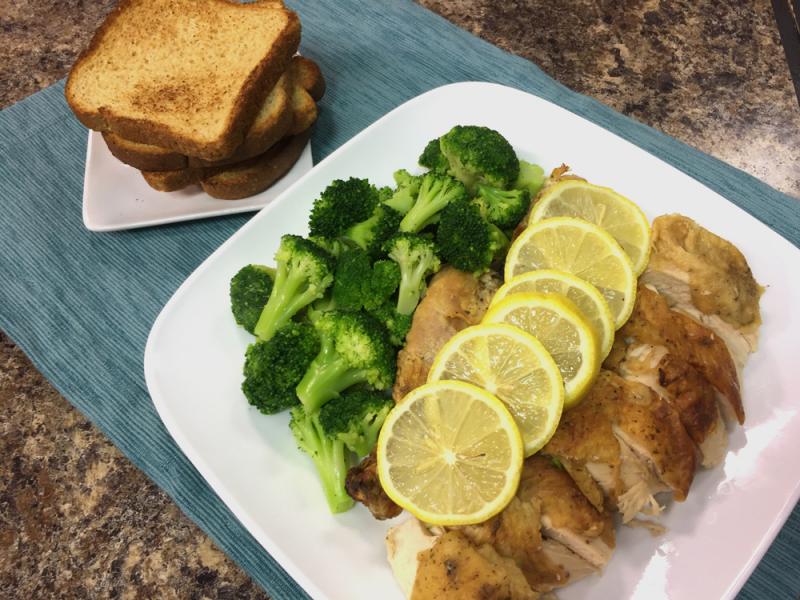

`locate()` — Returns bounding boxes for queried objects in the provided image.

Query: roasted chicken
[641,214,763,369]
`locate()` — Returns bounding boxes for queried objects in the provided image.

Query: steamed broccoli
[308,178,380,238]
[515,160,546,197]
[366,302,413,346]
[399,173,467,233]
[319,389,394,458]
[296,311,396,412]
[384,233,441,315]
[242,322,319,414]
[439,125,520,192]
[230,264,275,334]
[253,235,335,341]
[384,169,422,215]
[344,204,403,255]
[309,236,347,259]
[475,184,531,230]
[330,249,401,312]
[418,137,449,172]
[290,405,354,513]
[436,199,509,274]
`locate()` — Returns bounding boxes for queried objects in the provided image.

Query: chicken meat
[544,370,696,523]
[393,266,501,401]
[641,214,763,370]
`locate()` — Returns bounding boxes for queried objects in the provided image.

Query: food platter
[143,82,800,600]
[82,130,313,232]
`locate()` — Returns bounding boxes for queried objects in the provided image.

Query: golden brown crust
[141,168,202,192]
[200,129,310,200]
[103,131,188,171]
[65,0,301,160]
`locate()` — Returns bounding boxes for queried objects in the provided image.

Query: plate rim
[144,80,800,600]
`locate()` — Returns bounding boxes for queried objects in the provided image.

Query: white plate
[144,82,800,600]
[81,130,313,232]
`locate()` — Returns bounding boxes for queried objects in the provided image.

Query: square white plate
[81,130,313,232]
[144,82,800,600]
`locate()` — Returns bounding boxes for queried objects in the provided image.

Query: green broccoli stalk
[418,138,449,172]
[399,173,467,233]
[319,389,394,458]
[253,235,335,341]
[344,204,403,256]
[229,264,275,334]
[436,199,509,274]
[515,160,546,197]
[439,125,520,192]
[296,311,396,412]
[289,406,354,513]
[384,169,422,215]
[384,233,441,315]
[308,178,380,238]
[241,322,319,414]
[475,184,531,230]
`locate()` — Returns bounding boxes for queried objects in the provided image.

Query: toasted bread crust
[201,129,311,199]
[141,168,202,192]
[103,131,188,171]
[66,0,301,160]
[99,56,323,170]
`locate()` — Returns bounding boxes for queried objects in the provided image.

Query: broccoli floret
[289,406,354,513]
[367,302,413,346]
[253,235,335,341]
[439,125,520,192]
[242,322,319,414]
[378,186,393,202]
[319,389,394,458]
[399,173,467,233]
[384,169,422,215]
[344,204,403,256]
[296,311,396,412]
[230,264,275,334]
[418,138,449,172]
[309,236,347,259]
[384,233,441,315]
[308,178,380,238]
[436,199,509,274]
[366,260,401,310]
[330,249,401,313]
[475,184,531,230]
[515,160,546,197]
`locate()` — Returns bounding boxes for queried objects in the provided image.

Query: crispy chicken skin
[393,267,500,401]
[613,285,744,424]
[544,371,696,521]
[411,530,540,600]
[608,343,728,468]
[345,450,401,520]
[642,214,763,367]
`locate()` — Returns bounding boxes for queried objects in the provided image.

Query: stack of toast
[65,0,323,200]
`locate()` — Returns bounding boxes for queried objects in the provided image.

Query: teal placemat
[1,1,798,598]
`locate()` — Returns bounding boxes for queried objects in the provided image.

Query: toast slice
[141,130,311,199]
[101,56,324,170]
[66,0,301,160]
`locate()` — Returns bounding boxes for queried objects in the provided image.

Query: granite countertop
[1,0,798,598]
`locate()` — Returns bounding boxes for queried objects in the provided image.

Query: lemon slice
[529,179,652,274]
[483,293,599,407]
[505,217,636,328]
[377,381,523,526]
[428,324,564,456]
[492,270,615,360]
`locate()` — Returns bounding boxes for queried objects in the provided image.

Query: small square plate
[144,82,800,600]
[81,130,313,232]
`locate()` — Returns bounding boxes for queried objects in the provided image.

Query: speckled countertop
[1,1,798,598]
